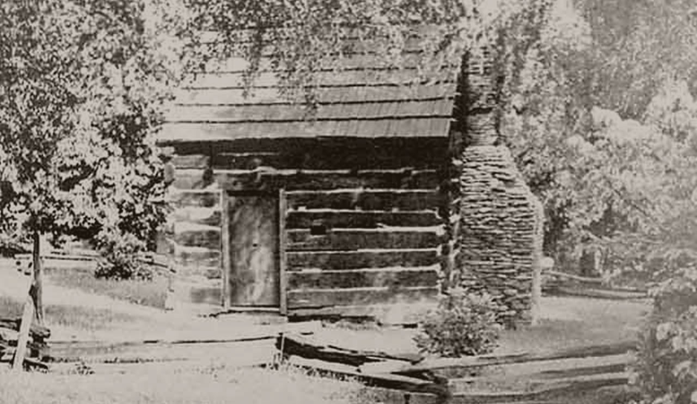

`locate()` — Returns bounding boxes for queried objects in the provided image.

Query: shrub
[414,289,502,357]
[94,230,152,281]
[632,263,697,404]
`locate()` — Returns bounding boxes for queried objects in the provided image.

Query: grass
[0,363,384,404]
[497,296,649,354]
[0,294,146,333]
[46,269,168,309]
[43,305,146,332]
[0,295,23,318]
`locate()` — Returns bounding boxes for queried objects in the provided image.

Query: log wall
[165,138,448,320]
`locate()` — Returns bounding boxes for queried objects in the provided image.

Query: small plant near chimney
[415,289,502,357]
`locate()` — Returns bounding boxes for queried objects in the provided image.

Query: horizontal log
[166,136,446,154]
[168,100,452,124]
[14,253,95,262]
[546,270,603,285]
[277,334,377,367]
[447,355,631,390]
[50,323,321,362]
[286,210,442,229]
[175,83,456,105]
[395,341,637,376]
[51,339,276,366]
[286,190,443,211]
[174,246,221,268]
[171,154,210,169]
[276,334,422,367]
[449,373,630,404]
[284,357,449,397]
[0,319,50,340]
[173,168,442,191]
[171,206,222,226]
[287,286,439,308]
[287,229,444,251]
[182,70,453,89]
[168,190,220,207]
[287,267,439,290]
[287,249,439,270]
[0,338,48,350]
[191,48,446,71]
[534,363,628,380]
[193,139,449,171]
[211,152,283,170]
[287,302,438,325]
[0,354,50,371]
[174,226,221,249]
[552,287,647,300]
[160,118,451,142]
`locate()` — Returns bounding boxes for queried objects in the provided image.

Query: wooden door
[227,193,280,307]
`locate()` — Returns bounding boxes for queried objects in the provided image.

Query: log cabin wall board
[164,137,450,320]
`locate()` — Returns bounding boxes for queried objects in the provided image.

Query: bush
[94,230,153,281]
[414,289,502,357]
[632,264,697,404]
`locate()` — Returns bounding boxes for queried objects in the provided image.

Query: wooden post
[278,189,287,315]
[12,283,36,371]
[221,191,231,310]
[32,230,44,325]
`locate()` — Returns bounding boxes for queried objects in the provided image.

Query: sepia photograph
[0,0,694,403]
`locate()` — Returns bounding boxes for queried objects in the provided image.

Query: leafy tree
[491,0,697,274]
[622,84,697,402]
[0,0,191,322]
[186,0,552,100]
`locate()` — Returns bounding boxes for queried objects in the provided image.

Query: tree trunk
[31,230,44,326]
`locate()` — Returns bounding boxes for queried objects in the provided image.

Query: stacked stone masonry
[455,146,536,327]
[453,47,539,327]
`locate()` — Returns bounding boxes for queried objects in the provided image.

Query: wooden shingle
[160,44,461,142]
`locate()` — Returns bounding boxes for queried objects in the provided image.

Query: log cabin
[156,42,538,325]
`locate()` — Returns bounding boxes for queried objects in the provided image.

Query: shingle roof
[158,46,460,142]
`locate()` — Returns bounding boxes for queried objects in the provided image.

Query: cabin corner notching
[158,44,538,325]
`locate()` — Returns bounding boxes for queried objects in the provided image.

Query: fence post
[12,282,37,371]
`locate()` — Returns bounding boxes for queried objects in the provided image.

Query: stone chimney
[450,47,540,327]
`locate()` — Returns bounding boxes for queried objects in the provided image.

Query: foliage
[0,228,29,256]
[626,162,697,404]
[632,267,697,404]
[94,230,152,281]
[415,290,502,357]
[0,0,191,261]
[494,0,697,275]
[187,0,549,104]
[574,0,697,120]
